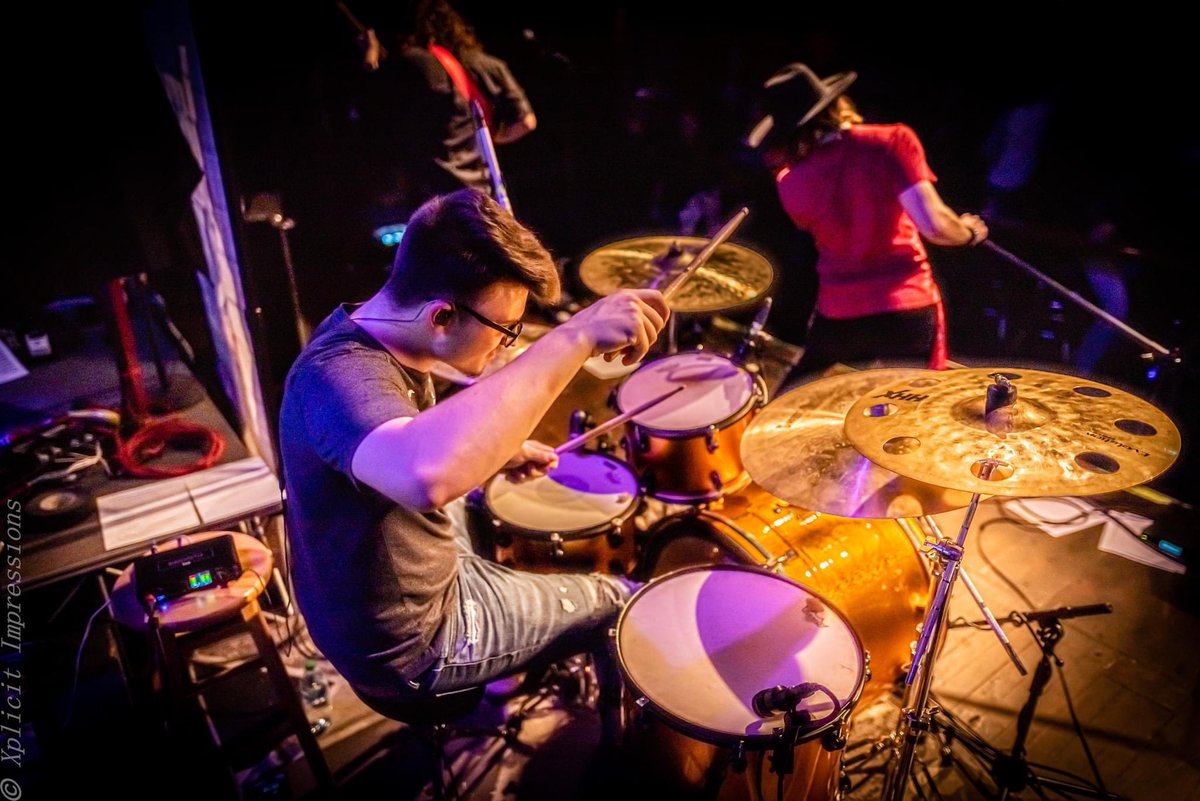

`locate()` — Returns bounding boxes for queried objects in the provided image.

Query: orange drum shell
[494,516,640,576]
[625,409,756,503]
[640,483,931,705]
[619,702,847,801]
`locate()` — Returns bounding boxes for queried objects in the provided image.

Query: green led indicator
[189,570,214,589]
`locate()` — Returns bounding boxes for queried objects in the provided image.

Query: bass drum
[616,565,864,801]
[637,482,931,705]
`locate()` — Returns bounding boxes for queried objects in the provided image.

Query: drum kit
[464,218,1183,801]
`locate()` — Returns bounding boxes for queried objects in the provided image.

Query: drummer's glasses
[457,304,523,348]
[355,301,522,348]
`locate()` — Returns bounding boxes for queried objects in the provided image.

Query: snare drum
[616,351,765,503]
[616,565,865,800]
[479,450,642,575]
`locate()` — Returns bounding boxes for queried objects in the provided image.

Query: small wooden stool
[111,531,335,796]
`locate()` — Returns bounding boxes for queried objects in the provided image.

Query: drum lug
[730,740,747,773]
[705,425,719,453]
[764,548,798,572]
[709,471,723,493]
[633,696,652,731]
[822,728,848,752]
[490,519,512,547]
[752,371,769,406]
[550,532,565,558]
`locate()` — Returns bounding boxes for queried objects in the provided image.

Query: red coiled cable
[116,417,226,478]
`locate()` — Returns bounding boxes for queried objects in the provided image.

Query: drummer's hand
[561,289,670,365]
[503,440,558,483]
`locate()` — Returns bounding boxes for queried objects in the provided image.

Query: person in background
[354,0,537,223]
[746,63,988,385]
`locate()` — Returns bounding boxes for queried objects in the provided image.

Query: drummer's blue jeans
[417,499,637,737]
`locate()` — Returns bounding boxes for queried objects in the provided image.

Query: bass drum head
[616,564,865,745]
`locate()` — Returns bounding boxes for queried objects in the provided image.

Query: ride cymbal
[740,368,975,518]
[577,236,774,314]
[842,367,1181,498]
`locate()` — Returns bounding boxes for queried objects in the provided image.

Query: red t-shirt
[775,124,939,319]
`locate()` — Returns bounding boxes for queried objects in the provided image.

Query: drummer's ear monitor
[433,307,453,326]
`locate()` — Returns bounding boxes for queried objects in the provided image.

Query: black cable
[977,510,1038,608]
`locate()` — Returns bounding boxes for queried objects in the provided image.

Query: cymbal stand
[880,463,1001,801]
[916,515,1027,677]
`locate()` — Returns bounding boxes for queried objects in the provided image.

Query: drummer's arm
[351,290,668,510]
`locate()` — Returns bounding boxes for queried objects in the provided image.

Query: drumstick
[660,207,750,301]
[553,385,684,455]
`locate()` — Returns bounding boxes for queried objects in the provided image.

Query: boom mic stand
[981,240,1183,406]
[938,603,1126,800]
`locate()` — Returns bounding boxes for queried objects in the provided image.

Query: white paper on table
[1000,497,1109,538]
[98,476,198,550]
[186,456,282,524]
[1097,510,1187,575]
[0,340,28,385]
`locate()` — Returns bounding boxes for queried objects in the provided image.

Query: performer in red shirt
[747,63,988,385]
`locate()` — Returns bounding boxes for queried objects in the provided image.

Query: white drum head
[617,352,754,432]
[617,565,864,741]
[485,451,639,537]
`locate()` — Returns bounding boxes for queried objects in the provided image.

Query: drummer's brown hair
[383,188,561,307]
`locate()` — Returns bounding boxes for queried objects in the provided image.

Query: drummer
[278,187,668,744]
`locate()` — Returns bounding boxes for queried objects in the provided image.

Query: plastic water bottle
[300,659,329,708]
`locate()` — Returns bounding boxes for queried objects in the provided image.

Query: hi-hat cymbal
[577,235,774,313]
[842,367,1181,498]
[740,369,975,518]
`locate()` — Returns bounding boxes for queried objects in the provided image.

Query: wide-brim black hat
[746,63,857,149]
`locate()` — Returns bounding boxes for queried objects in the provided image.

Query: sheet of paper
[0,340,28,385]
[1097,510,1186,575]
[1000,496,1108,538]
[98,456,281,550]
[98,475,198,550]
[186,456,282,524]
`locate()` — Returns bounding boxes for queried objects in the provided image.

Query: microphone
[751,681,819,717]
[733,296,773,365]
[1020,602,1113,624]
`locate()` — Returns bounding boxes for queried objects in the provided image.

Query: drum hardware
[833,368,1180,801]
[731,296,774,368]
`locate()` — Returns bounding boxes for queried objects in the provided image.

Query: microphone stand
[981,240,1183,404]
[471,100,512,214]
[941,604,1126,800]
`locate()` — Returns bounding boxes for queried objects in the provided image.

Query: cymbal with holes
[740,368,976,518]
[841,368,1181,497]
[576,235,774,313]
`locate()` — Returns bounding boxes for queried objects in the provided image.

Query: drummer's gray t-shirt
[279,305,458,696]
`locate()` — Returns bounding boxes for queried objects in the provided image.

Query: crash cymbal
[842,367,1181,498]
[577,235,774,314]
[740,369,975,518]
